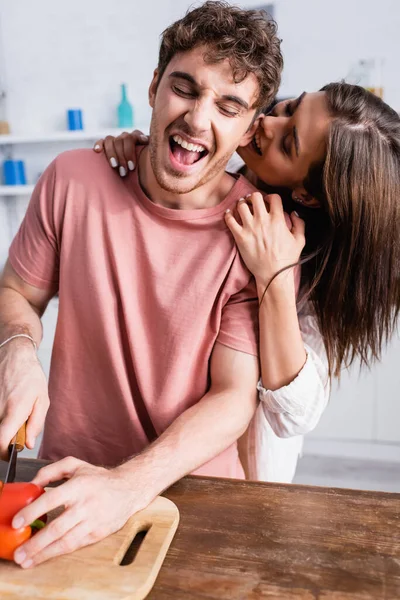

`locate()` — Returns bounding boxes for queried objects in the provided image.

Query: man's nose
[184,101,211,134]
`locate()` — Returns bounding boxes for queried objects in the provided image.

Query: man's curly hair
[157,1,283,110]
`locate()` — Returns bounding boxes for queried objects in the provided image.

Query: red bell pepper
[0,482,46,561]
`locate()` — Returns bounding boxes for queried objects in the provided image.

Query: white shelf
[0,185,34,196]
[0,127,147,145]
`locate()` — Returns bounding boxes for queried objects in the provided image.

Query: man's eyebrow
[221,95,249,110]
[169,71,197,85]
[169,72,249,110]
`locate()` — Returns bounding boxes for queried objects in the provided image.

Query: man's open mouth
[169,134,209,167]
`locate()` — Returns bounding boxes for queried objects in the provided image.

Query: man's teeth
[172,135,205,153]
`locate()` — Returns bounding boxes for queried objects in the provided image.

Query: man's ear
[237,114,264,148]
[148,69,159,108]
[292,187,321,209]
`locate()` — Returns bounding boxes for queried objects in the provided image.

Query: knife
[2,423,26,487]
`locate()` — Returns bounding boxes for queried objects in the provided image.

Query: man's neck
[138,147,236,210]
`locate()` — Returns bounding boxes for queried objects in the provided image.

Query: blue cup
[3,160,27,185]
[67,108,83,131]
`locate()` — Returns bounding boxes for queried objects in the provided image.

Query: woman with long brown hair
[94,82,400,482]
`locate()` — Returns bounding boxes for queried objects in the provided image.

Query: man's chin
[150,148,234,196]
[154,170,201,195]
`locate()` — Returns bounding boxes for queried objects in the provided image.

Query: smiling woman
[238,82,400,380]
[239,91,329,192]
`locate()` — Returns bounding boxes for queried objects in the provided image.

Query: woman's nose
[260,115,284,140]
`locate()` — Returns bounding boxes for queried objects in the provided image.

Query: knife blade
[2,423,26,487]
[4,438,17,484]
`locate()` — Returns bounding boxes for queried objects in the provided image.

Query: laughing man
[0,2,282,566]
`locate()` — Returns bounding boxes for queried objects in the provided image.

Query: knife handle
[10,423,26,453]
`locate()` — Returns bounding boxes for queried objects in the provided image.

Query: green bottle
[117,83,134,128]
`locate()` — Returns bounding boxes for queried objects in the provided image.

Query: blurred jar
[0,90,10,134]
[3,159,27,185]
[347,59,384,99]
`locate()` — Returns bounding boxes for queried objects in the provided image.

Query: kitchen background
[0,0,399,490]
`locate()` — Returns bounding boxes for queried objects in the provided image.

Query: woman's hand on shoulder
[224,192,305,288]
[93,130,149,177]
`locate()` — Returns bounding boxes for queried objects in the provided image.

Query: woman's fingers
[121,132,142,172]
[103,136,119,169]
[267,193,284,217]
[291,211,306,246]
[224,209,243,241]
[237,198,253,227]
[247,192,268,220]
[93,130,149,175]
[93,139,104,152]
[121,130,148,173]
[137,131,149,144]
[114,133,131,176]
[99,130,149,176]
[123,136,136,172]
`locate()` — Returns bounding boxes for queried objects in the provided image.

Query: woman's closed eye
[284,101,294,117]
[281,132,291,156]
[269,100,294,118]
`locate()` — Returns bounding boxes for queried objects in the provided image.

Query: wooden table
[2,458,400,599]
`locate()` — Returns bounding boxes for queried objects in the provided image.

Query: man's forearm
[0,287,43,348]
[118,387,258,497]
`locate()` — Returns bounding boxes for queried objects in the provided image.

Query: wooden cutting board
[1,494,179,600]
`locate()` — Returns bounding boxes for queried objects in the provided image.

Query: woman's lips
[251,136,262,156]
[254,130,263,155]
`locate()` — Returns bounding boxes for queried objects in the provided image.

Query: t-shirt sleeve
[9,159,60,291]
[217,277,259,357]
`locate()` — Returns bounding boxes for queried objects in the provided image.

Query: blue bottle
[117,83,134,128]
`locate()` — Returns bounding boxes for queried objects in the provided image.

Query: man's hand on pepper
[0,482,46,560]
[11,457,153,568]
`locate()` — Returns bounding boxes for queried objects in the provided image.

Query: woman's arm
[257,300,330,438]
[225,192,330,438]
[257,276,306,391]
[225,191,307,387]
[239,302,330,482]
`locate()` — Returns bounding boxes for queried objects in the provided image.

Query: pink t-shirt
[9,149,260,479]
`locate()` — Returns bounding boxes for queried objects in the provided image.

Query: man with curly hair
[0,2,283,565]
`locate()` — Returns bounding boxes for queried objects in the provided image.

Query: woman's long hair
[295,83,400,378]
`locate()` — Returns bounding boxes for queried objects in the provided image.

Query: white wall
[272,0,400,110]
[0,0,399,460]
[1,0,399,131]
[0,0,171,133]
